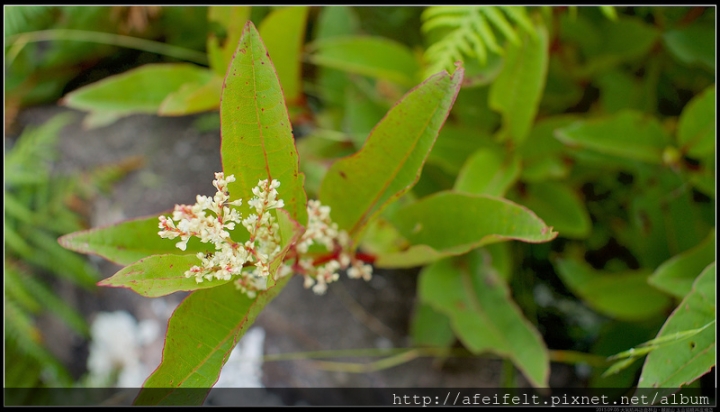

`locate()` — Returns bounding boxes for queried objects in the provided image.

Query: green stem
[501,358,516,388]
[260,347,609,373]
[5,29,208,66]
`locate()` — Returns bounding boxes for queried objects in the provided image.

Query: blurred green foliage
[4,114,96,391]
[4,113,142,394]
[7,6,715,391]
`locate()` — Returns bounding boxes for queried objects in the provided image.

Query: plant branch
[5,29,208,66]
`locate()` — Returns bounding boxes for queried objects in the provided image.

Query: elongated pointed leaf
[663,25,715,70]
[515,181,592,239]
[98,254,232,297]
[320,69,464,239]
[158,75,222,116]
[259,6,309,105]
[489,23,548,144]
[389,191,557,254]
[207,6,251,77]
[420,253,549,387]
[554,257,672,321]
[649,229,715,299]
[221,22,307,226]
[307,36,421,88]
[61,64,214,125]
[677,85,715,158]
[99,211,303,299]
[376,244,451,268]
[411,303,455,347]
[555,110,672,164]
[58,215,214,266]
[638,263,716,391]
[454,148,521,197]
[134,276,291,405]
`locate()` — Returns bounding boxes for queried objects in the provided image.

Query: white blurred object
[213,327,266,388]
[86,311,266,390]
[86,311,153,387]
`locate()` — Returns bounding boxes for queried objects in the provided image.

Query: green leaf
[554,257,672,321]
[599,6,618,21]
[61,63,214,125]
[609,322,715,362]
[515,182,592,239]
[220,21,308,226]
[158,75,222,116]
[134,277,291,405]
[376,244,451,269]
[58,215,214,266]
[258,6,309,105]
[583,16,659,74]
[559,14,660,78]
[306,36,421,88]
[649,229,716,299]
[26,229,98,289]
[489,23,549,144]
[454,148,521,197]
[311,6,361,107]
[390,191,557,253]
[411,303,455,347]
[677,85,715,158]
[555,110,672,164]
[420,253,549,387]
[98,254,232,298]
[638,262,716,390]
[663,25,715,70]
[319,69,464,239]
[597,70,644,113]
[314,6,360,39]
[426,125,495,175]
[517,115,577,182]
[342,85,388,148]
[207,6,251,77]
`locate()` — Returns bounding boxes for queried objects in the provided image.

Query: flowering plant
[157,173,371,296]
[60,21,557,404]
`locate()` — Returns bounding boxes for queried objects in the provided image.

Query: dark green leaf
[663,25,715,70]
[419,253,549,387]
[515,182,591,239]
[649,230,715,299]
[411,303,455,347]
[554,257,672,321]
[489,23,549,144]
[677,85,715,158]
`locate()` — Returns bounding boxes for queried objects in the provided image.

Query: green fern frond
[422,6,536,77]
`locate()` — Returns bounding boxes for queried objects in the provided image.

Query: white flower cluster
[158,172,372,298]
[288,200,373,294]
